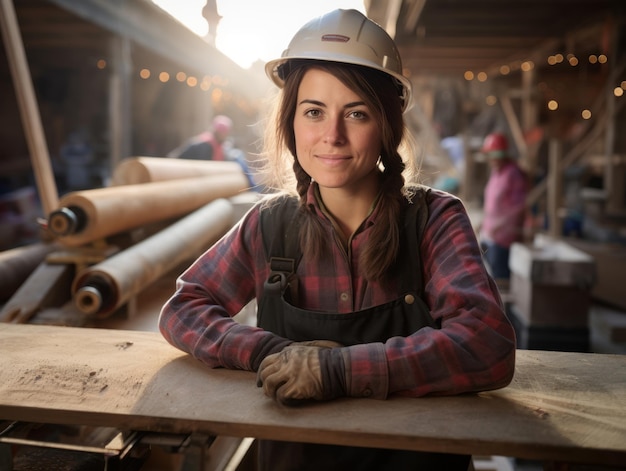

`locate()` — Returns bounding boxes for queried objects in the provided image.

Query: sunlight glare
[152,0,365,69]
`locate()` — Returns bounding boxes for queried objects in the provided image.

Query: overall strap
[402,186,430,297]
[260,188,431,298]
[260,195,304,301]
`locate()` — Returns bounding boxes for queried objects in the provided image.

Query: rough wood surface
[0,324,625,466]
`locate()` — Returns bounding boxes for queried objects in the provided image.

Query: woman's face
[293,68,382,195]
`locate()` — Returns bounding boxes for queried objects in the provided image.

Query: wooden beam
[0,0,59,214]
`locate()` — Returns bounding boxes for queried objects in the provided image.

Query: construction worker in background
[479,132,529,279]
[168,114,259,189]
[167,114,233,160]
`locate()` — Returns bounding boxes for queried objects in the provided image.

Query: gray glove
[256,340,344,406]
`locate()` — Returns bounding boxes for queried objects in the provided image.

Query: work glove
[256,340,346,406]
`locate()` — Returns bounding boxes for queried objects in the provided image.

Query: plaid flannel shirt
[159,185,516,399]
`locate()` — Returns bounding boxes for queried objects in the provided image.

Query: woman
[159,9,515,470]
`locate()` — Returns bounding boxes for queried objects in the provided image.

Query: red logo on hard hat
[321,34,350,42]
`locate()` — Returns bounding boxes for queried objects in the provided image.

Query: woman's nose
[323,117,346,145]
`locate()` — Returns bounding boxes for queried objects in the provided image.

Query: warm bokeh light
[477,72,488,82]
[464,71,474,81]
[581,109,592,119]
[614,87,624,97]
[548,100,558,111]
[96,59,107,69]
[521,61,534,72]
[139,68,151,79]
[176,71,187,82]
[159,72,170,82]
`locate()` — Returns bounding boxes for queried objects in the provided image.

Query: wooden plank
[0,242,59,302]
[0,263,74,323]
[0,324,625,467]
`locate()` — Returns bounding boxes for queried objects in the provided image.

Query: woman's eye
[349,110,366,120]
[305,109,321,118]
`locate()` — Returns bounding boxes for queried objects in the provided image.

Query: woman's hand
[256,340,343,406]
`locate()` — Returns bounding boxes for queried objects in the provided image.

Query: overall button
[340,292,350,302]
[404,294,415,305]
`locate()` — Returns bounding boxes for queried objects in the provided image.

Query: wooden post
[547,139,563,238]
[0,0,59,214]
[109,35,133,171]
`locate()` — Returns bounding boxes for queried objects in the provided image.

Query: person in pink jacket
[479,132,529,279]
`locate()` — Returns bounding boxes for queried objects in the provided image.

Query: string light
[469,47,623,122]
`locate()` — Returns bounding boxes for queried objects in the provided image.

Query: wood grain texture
[0,323,624,466]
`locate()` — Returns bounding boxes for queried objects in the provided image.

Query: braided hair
[263,60,419,283]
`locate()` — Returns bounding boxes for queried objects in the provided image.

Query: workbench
[1,323,625,468]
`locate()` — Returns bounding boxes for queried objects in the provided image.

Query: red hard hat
[212,115,233,136]
[482,133,508,153]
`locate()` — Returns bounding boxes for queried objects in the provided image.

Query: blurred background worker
[479,132,529,279]
[168,114,233,160]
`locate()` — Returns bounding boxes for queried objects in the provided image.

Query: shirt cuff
[249,333,293,371]
[343,343,388,399]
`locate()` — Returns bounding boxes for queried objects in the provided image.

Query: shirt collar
[306,182,382,231]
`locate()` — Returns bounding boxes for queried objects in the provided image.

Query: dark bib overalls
[255,192,471,471]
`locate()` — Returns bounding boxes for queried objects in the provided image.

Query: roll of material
[72,198,235,318]
[0,242,59,301]
[48,172,249,247]
[112,156,244,185]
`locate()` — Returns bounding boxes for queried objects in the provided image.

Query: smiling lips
[316,154,351,165]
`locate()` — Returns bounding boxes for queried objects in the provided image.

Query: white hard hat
[265,9,412,111]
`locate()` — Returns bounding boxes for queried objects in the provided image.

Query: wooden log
[71,198,233,318]
[47,172,249,247]
[112,156,245,185]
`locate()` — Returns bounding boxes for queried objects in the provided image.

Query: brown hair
[262,60,420,282]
